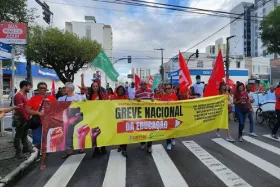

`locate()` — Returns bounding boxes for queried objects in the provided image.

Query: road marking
[213,138,280,180]
[102,150,126,187]
[152,144,189,187]
[183,141,251,187]
[263,134,280,142]
[243,136,280,155]
[44,153,85,187]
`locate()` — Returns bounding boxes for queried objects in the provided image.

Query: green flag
[91,51,119,81]
[152,76,161,91]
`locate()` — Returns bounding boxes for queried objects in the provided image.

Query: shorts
[232,106,235,112]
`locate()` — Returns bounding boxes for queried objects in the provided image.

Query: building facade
[165,52,248,85]
[205,45,215,54]
[246,57,270,81]
[65,16,114,89]
[215,38,227,56]
[131,68,151,79]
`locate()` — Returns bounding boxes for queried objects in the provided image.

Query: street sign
[0,42,12,60]
[0,23,27,44]
[127,74,134,79]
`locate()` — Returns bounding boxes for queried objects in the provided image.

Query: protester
[246,85,258,137]
[271,83,280,139]
[216,82,235,142]
[111,85,129,157]
[55,87,62,100]
[26,82,56,170]
[127,82,135,100]
[160,83,177,150]
[228,88,235,121]
[135,79,154,153]
[154,88,161,100]
[192,75,204,98]
[106,87,114,99]
[267,85,276,100]
[13,80,34,159]
[88,82,107,157]
[234,83,250,142]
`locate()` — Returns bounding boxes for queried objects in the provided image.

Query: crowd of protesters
[6,73,280,172]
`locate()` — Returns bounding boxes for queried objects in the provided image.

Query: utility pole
[225,35,236,81]
[154,48,165,81]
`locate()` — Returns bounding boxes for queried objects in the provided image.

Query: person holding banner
[216,82,235,142]
[234,83,251,142]
[88,82,107,157]
[153,88,161,100]
[111,85,129,157]
[26,82,56,170]
[135,79,154,153]
[160,83,178,150]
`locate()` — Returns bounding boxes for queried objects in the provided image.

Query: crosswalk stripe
[183,141,251,187]
[263,134,280,142]
[44,153,85,187]
[243,136,280,155]
[152,144,189,187]
[212,138,280,180]
[102,150,126,187]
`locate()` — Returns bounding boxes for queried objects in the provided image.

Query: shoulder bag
[29,98,46,130]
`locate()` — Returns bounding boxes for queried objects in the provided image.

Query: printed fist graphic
[91,127,101,147]
[76,125,90,149]
[50,127,64,152]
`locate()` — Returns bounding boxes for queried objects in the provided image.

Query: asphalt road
[13,119,280,187]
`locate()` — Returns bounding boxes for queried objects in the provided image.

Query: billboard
[0,23,27,45]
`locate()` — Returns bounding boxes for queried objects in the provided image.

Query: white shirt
[80,94,87,101]
[193,83,204,98]
[58,94,82,102]
[128,87,135,100]
[267,91,276,100]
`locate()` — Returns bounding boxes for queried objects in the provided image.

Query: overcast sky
[27,0,253,78]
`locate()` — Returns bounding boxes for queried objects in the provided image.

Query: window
[255,52,258,57]
[236,61,241,68]
[85,25,91,40]
[197,60,203,68]
[253,65,260,74]
[263,8,266,15]
[263,50,266,57]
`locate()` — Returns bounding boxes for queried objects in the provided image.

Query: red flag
[51,80,55,97]
[147,76,154,89]
[226,78,234,87]
[204,50,225,97]
[134,73,140,90]
[178,51,192,93]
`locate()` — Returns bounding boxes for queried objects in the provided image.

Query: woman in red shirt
[111,85,129,157]
[234,83,250,142]
[160,83,178,151]
[154,88,161,100]
[88,82,107,157]
[26,82,56,170]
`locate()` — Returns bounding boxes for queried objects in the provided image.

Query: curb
[0,136,38,186]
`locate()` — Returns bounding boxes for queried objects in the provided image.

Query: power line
[185,0,273,52]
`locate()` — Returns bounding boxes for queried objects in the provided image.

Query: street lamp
[225,35,236,80]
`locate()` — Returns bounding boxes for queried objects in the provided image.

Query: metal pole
[226,38,230,81]
[0,59,4,136]
[269,67,272,85]
[161,49,164,81]
[11,46,15,137]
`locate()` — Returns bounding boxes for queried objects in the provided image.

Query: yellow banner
[42,95,228,153]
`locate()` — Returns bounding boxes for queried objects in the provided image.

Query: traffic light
[42,2,51,24]
[128,56,131,63]
[195,49,199,58]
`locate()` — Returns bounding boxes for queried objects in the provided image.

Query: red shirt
[154,94,161,100]
[160,94,178,101]
[14,92,29,120]
[27,95,56,111]
[234,91,249,107]
[135,88,154,100]
[275,88,280,110]
[91,94,99,100]
[112,95,128,100]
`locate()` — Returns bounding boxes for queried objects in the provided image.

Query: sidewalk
[0,132,38,187]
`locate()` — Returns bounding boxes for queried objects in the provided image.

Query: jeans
[141,141,152,148]
[13,115,29,153]
[247,111,254,133]
[272,110,280,135]
[235,107,248,137]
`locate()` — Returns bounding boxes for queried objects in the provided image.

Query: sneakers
[121,150,128,157]
[167,143,172,150]
[22,147,35,154]
[16,152,27,160]
[148,147,153,153]
[239,136,243,142]
[216,132,221,137]
[226,137,235,142]
[271,134,279,139]
[171,139,176,146]
[249,132,258,137]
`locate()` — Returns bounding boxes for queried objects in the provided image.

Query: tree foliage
[260,6,280,55]
[26,26,102,83]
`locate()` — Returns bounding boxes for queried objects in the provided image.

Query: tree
[260,6,280,55]
[25,26,102,84]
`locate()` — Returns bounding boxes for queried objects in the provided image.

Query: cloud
[27,0,254,77]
